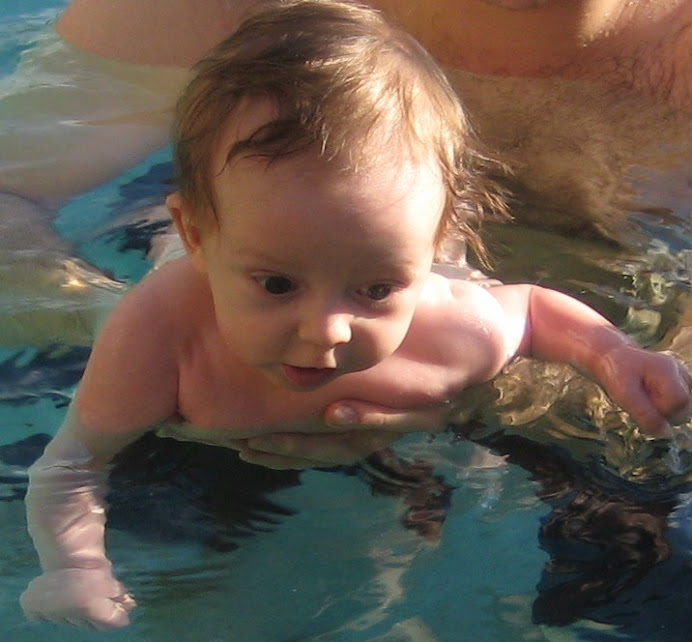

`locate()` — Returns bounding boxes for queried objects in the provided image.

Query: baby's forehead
[210,93,439,179]
[210,96,278,171]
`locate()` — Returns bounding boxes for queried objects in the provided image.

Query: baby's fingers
[83,594,135,631]
[60,596,134,631]
[639,355,691,426]
[621,391,673,438]
[661,357,692,424]
[617,357,692,437]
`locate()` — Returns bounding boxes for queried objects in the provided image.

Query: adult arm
[56,0,259,67]
[234,401,452,469]
[0,30,184,348]
[0,30,185,208]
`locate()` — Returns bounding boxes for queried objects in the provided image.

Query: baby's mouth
[281,364,337,388]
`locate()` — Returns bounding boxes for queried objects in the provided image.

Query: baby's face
[196,131,445,391]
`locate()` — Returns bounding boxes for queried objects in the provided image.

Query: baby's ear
[166,192,207,272]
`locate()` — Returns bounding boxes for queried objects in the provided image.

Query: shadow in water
[466,427,691,641]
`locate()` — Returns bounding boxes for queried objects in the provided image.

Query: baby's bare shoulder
[410,273,508,348]
[121,258,209,323]
[88,259,213,379]
[420,270,503,313]
[396,273,512,386]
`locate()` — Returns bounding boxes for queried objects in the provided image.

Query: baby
[21,0,691,630]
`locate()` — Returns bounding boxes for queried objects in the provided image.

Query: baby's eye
[361,283,394,301]
[256,275,296,295]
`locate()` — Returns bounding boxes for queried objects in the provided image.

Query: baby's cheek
[350,335,397,372]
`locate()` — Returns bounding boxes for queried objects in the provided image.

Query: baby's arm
[21,281,179,629]
[20,404,137,630]
[491,284,692,436]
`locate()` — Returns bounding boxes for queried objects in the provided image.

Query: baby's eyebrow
[232,250,290,267]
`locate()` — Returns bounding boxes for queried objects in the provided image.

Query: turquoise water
[2,3,692,641]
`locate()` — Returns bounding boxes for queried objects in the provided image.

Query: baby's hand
[21,567,135,630]
[595,345,692,437]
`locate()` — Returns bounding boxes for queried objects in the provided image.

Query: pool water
[2,3,692,641]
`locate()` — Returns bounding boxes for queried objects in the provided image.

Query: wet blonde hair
[172,0,507,265]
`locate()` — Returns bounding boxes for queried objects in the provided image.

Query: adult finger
[238,449,330,470]
[243,430,401,468]
[325,400,449,432]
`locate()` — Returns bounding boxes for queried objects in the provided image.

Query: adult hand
[233,400,452,469]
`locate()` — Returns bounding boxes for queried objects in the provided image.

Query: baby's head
[167,0,506,387]
[171,0,505,265]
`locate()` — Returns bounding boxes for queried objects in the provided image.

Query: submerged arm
[21,282,179,629]
[0,28,184,207]
[21,404,137,630]
[0,28,181,347]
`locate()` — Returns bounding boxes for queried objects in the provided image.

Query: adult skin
[56,0,691,107]
[54,0,691,241]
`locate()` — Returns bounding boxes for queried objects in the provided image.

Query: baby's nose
[298,309,353,348]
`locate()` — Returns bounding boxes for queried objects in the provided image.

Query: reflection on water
[470,219,692,485]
